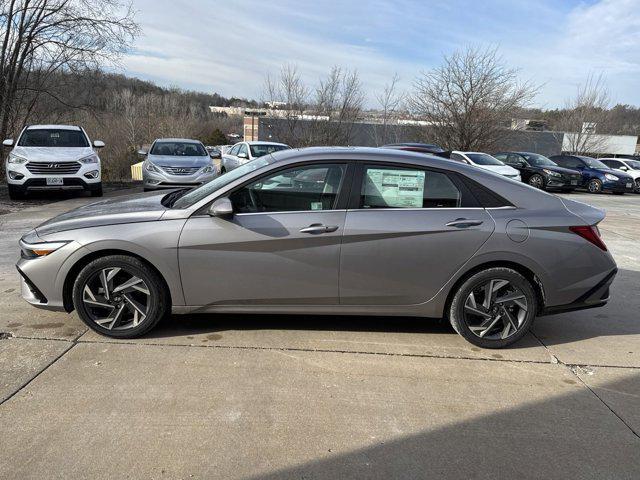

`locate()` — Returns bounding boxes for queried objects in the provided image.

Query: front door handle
[446,218,484,228]
[299,224,339,234]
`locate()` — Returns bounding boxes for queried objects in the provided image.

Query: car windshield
[150,142,207,156]
[249,144,289,158]
[466,153,503,166]
[521,153,557,166]
[18,129,89,147]
[172,157,273,209]
[582,157,609,169]
[625,160,640,169]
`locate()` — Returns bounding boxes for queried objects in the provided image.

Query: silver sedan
[16,147,617,348]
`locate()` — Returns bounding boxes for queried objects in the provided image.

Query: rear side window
[554,156,581,169]
[18,129,88,147]
[360,166,461,209]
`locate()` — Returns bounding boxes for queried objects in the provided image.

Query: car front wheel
[588,178,603,193]
[72,254,169,338]
[634,179,640,193]
[528,174,545,189]
[448,267,537,349]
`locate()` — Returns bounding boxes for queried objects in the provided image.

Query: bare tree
[0,0,139,173]
[373,73,404,145]
[409,46,537,151]
[556,74,611,155]
[262,64,308,146]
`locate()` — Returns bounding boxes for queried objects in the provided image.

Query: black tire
[89,183,103,197]
[448,267,537,349]
[528,174,545,190]
[220,166,226,175]
[587,178,603,193]
[635,179,640,194]
[72,254,170,338]
[8,184,25,200]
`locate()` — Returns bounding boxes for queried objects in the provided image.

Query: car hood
[477,164,520,175]
[35,191,168,236]
[592,168,634,180]
[147,155,210,168]
[11,146,95,162]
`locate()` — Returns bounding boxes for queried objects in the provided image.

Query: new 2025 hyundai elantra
[16,147,617,348]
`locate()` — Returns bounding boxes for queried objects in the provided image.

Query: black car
[381,143,450,158]
[494,152,582,192]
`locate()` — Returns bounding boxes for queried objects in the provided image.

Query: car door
[507,153,531,181]
[339,164,495,305]
[178,162,352,307]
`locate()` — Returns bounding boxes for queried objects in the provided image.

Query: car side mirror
[137,149,147,157]
[238,152,248,159]
[93,140,105,148]
[3,139,13,147]
[208,197,233,218]
[620,166,628,171]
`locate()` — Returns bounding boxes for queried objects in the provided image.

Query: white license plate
[626,183,633,188]
[46,177,63,186]
[571,180,578,185]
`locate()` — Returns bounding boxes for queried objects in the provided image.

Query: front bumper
[602,179,634,193]
[545,173,581,189]
[143,169,216,190]
[6,160,101,188]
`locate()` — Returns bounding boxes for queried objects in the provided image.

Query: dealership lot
[0,188,639,478]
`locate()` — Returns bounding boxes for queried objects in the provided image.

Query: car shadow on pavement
[140,268,640,349]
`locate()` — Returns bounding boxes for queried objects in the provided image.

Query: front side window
[521,153,556,167]
[229,144,240,156]
[237,144,248,157]
[18,129,89,147]
[581,157,608,169]
[229,164,346,214]
[465,153,504,166]
[150,142,206,156]
[360,166,461,209]
[625,160,640,169]
[250,144,289,158]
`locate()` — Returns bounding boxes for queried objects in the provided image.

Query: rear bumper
[541,268,617,315]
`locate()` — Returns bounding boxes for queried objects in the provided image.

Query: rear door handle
[446,218,484,228]
[300,224,339,234]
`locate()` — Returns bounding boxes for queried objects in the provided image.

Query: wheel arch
[62,249,172,312]
[442,260,546,319]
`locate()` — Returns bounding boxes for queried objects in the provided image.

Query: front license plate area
[46,177,64,186]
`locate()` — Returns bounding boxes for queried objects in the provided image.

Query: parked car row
[382,143,639,194]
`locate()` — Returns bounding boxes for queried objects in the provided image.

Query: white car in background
[3,124,105,199]
[450,151,521,181]
[220,141,290,173]
[600,158,640,193]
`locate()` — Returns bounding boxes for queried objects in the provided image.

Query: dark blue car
[550,154,635,194]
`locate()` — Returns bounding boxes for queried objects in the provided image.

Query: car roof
[26,124,82,131]
[153,138,202,143]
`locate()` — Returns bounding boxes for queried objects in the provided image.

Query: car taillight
[569,225,607,251]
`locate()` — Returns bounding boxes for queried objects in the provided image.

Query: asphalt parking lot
[0,187,639,479]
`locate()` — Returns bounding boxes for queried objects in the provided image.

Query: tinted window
[229,164,346,213]
[493,153,508,161]
[150,142,206,156]
[450,153,467,162]
[625,160,640,169]
[520,153,556,167]
[18,129,89,147]
[250,144,289,158]
[506,154,525,165]
[581,157,608,169]
[553,156,581,169]
[360,166,461,209]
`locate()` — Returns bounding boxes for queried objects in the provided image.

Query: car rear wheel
[448,267,537,349]
[588,178,603,193]
[72,255,169,338]
[528,174,545,189]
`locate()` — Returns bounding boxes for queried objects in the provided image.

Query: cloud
[120,0,640,108]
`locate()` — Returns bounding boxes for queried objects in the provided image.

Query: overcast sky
[121,0,640,108]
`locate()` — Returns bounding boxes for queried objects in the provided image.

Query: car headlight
[605,173,619,181]
[79,154,99,164]
[542,169,561,177]
[7,153,27,164]
[19,240,69,258]
[201,165,214,173]
[145,161,160,173]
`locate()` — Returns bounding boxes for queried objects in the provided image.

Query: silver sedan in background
[140,138,217,191]
[16,147,616,349]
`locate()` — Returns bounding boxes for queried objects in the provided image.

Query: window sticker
[365,169,425,208]
[310,202,323,210]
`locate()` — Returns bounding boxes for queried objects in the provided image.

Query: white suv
[4,124,105,199]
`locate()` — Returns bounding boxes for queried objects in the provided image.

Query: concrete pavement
[0,188,639,479]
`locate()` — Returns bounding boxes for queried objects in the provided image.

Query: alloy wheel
[528,175,544,189]
[82,267,151,330]
[462,279,528,340]
[588,179,602,193]
[635,178,640,193]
